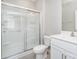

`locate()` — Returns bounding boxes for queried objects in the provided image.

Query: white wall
[45,0,62,35]
[2,0,36,9]
[35,0,62,44]
[36,0,62,36]
[35,0,45,44]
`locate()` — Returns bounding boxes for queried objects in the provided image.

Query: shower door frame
[1,1,41,59]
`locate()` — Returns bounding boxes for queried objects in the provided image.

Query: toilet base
[36,54,43,59]
[36,50,48,59]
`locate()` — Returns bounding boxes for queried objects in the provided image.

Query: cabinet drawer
[51,38,77,55]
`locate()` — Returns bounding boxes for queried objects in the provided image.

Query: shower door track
[2,48,33,59]
[1,2,40,13]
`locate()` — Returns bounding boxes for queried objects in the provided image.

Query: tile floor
[19,49,50,59]
[19,52,50,59]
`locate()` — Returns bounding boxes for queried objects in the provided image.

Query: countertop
[49,31,77,45]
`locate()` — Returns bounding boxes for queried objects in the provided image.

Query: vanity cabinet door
[51,38,77,59]
[63,49,77,59]
[63,55,76,59]
[51,46,76,59]
[64,54,76,59]
[67,56,75,59]
[51,46,63,59]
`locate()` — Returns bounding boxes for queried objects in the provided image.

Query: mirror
[62,0,77,31]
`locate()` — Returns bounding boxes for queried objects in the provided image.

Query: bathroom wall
[36,0,62,36]
[62,0,77,31]
[2,0,36,9]
[45,0,62,35]
[35,0,45,44]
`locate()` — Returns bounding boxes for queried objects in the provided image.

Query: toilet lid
[33,45,48,53]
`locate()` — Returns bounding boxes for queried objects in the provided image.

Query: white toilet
[33,36,50,59]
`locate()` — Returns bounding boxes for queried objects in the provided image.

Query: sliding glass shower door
[22,11,40,50]
[2,4,40,58]
[26,12,40,50]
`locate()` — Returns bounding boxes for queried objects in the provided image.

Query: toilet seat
[33,45,48,54]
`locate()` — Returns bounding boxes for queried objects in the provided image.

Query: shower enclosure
[1,2,40,58]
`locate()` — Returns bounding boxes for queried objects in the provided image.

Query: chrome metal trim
[1,2,40,13]
[39,14,41,44]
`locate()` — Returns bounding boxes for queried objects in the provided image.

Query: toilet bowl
[33,45,48,59]
[33,36,50,59]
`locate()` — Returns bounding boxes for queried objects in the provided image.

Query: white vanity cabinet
[51,37,77,59]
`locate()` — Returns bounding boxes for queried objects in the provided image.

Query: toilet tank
[44,36,51,46]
